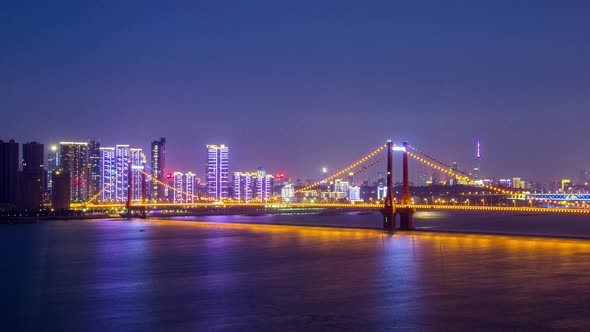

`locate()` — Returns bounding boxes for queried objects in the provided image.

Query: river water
[2,212,590,331]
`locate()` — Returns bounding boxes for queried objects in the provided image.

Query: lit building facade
[100,147,116,201]
[281,183,295,202]
[185,172,196,204]
[98,145,146,202]
[46,145,59,195]
[59,142,89,202]
[234,172,254,202]
[206,144,229,200]
[88,140,101,199]
[349,186,361,201]
[172,172,197,204]
[255,168,273,202]
[334,179,350,198]
[173,172,184,203]
[151,138,166,202]
[129,148,145,201]
[233,169,274,203]
[513,178,525,190]
[114,145,130,201]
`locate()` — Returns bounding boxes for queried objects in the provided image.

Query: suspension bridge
[71,140,590,231]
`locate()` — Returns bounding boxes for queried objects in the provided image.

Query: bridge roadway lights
[397,207,416,230]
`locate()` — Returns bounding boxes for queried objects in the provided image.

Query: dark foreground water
[3,213,590,331]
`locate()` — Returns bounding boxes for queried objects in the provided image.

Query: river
[2,212,590,331]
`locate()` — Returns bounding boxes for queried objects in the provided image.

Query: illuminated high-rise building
[88,140,101,199]
[59,142,89,202]
[173,172,184,203]
[206,144,229,200]
[100,147,116,201]
[349,186,361,201]
[234,172,254,202]
[109,145,145,201]
[129,148,145,200]
[151,138,166,202]
[46,145,59,194]
[255,168,273,202]
[114,145,130,201]
[172,172,196,204]
[334,179,350,196]
[281,183,295,202]
[185,172,196,204]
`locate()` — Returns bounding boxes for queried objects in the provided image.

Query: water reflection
[3,219,590,331]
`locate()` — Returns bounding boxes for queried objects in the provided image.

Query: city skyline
[4,3,590,331]
[1,136,589,186]
[1,1,589,181]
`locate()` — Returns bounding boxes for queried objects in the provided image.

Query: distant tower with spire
[473,139,481,179]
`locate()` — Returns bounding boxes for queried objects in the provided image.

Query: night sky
[2,1,589,181]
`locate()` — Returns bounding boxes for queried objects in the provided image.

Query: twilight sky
[1,1,589,182]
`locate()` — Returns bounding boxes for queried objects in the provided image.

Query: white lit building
[101,145,146,201]
[173,172,184,203]
[334,179,350,198]
[281,183,295,202]
[114,145,130,201]
[185,172,196,204]
[377,185,388,200]
[100,147,115,201]
[234,172,254,202]
[255,168,273,202]
[349,186,361,201]
[172,172,197,204]
[206,144,229,200]
[129,148,145,201]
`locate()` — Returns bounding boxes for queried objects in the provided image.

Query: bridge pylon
[382,140,396,230]
[141,170,147,218]
[125,163,132,212]
[398,141,415,230]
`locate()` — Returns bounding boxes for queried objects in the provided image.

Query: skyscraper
[185,172,196,204]
[46,145,59,195]
[114,145,129,201]
[0,139,19,208]
[59,142,89,202]
[172,172,196,204]
[108,145,146,201]
[234,171,254,202]
[19,142,44,209]
[88,140,101,199]
[255,167,273,202]
[281,183,295,202]
[206,144,229,200]
[100,147,115,201]
[173,172,184,203]
[151,138,166,202]
[129,148,145,201]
